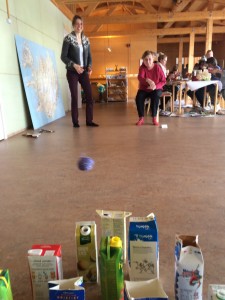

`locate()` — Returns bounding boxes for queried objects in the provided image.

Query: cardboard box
[175,235,204,300]
[208,284,225,300]
[96,210,132,261]
[75,221,98,283]
[124,278,168,300]
[28,244,63,300]
[128,213,159,281]
[49,277,85,300]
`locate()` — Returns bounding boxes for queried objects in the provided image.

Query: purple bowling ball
[78,156,95,171]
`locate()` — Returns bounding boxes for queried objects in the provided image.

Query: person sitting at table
[187,57,207,101]
[210,67,225,101]
[135,50,166,126]
[161,65,180,108]
[206,50,213,59]
[195,57,221,109]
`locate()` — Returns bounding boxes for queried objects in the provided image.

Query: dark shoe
[86,122,99,127]
[73,123,80,128]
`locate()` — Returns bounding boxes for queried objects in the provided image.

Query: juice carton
[28,244,63,300]
[96,210,132,262]
[128,213,159,281]
[175,235,204,300]
[99,236,124,300]
[75,221,98,283]
[0,269,13,300]
[49,277,85,300]
[208,284,225,300]
[124,278,168,300]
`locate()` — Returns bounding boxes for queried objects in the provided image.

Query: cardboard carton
[124,278,168,300]
[96,210,132,262]
[75,221,98,283]
[28,244,63,300]
[175,235,204,300]
[128,213,159,281]
[208,284,225,300]
[49,277,85,300]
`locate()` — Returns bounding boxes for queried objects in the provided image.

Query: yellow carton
[75,221,98,283]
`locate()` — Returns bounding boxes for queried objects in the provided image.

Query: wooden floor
[0,102,225,299]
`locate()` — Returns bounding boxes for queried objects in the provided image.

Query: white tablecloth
[186,80,222,92]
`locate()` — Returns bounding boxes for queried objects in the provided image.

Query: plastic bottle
[99,236,124,300]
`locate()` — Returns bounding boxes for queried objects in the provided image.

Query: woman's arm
[61,38,74,69]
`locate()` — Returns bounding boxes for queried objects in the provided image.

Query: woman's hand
[73,63,84,74]
[146,78,156,90]
[87,66,92,76]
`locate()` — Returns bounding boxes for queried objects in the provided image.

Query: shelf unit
[105,68,128,102]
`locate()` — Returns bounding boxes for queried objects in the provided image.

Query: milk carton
[28,244,63,300]
[124,278,168,300]
[96,210,132,262]
[128,213,159,281]
[175,235,204,300]
[75,221,98,283]
[208,284,225,300]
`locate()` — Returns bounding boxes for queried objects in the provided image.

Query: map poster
[15,34,65,130]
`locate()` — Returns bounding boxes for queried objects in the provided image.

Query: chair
[145,91,172,114]
[218,93,225,109]
[161,91,172,111]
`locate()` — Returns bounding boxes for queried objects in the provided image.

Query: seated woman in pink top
[135,50,166,126]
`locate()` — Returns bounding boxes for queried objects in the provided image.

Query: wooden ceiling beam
[208,0,214,11]
[51,0,74,19]
[87,26,225,37]
[160,0,192,38]
[84,2,99,15]
[93,6,117,32]
[83,10,225,25]
[158,35,223,43]
[141,1,157,13]
[172,0,192,12]
[57,0,141,3]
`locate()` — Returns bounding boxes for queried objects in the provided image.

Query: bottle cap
[110,236,122,248]
[80,225,91,236]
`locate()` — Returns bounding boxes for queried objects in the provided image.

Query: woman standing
[61,15,99,127]
[136,51,166,126]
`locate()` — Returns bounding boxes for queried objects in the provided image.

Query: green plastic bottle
[100,236,124,300]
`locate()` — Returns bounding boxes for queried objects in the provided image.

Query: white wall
[0,0,71,136]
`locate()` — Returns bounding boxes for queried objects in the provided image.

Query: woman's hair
[72,15,82,26]
[171,65,178,72]
[141,50,156,60]
[207,57,217,67]
[158,52,167,62]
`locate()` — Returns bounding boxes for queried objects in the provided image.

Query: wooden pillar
[205,18,213,53]
[188,31,195,73]
[178,38,183,73]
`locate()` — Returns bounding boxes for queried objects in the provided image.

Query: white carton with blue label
[175,235,204,300]
[128,213,159,281]
[48,277,85,300]
[124,278,168,300]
